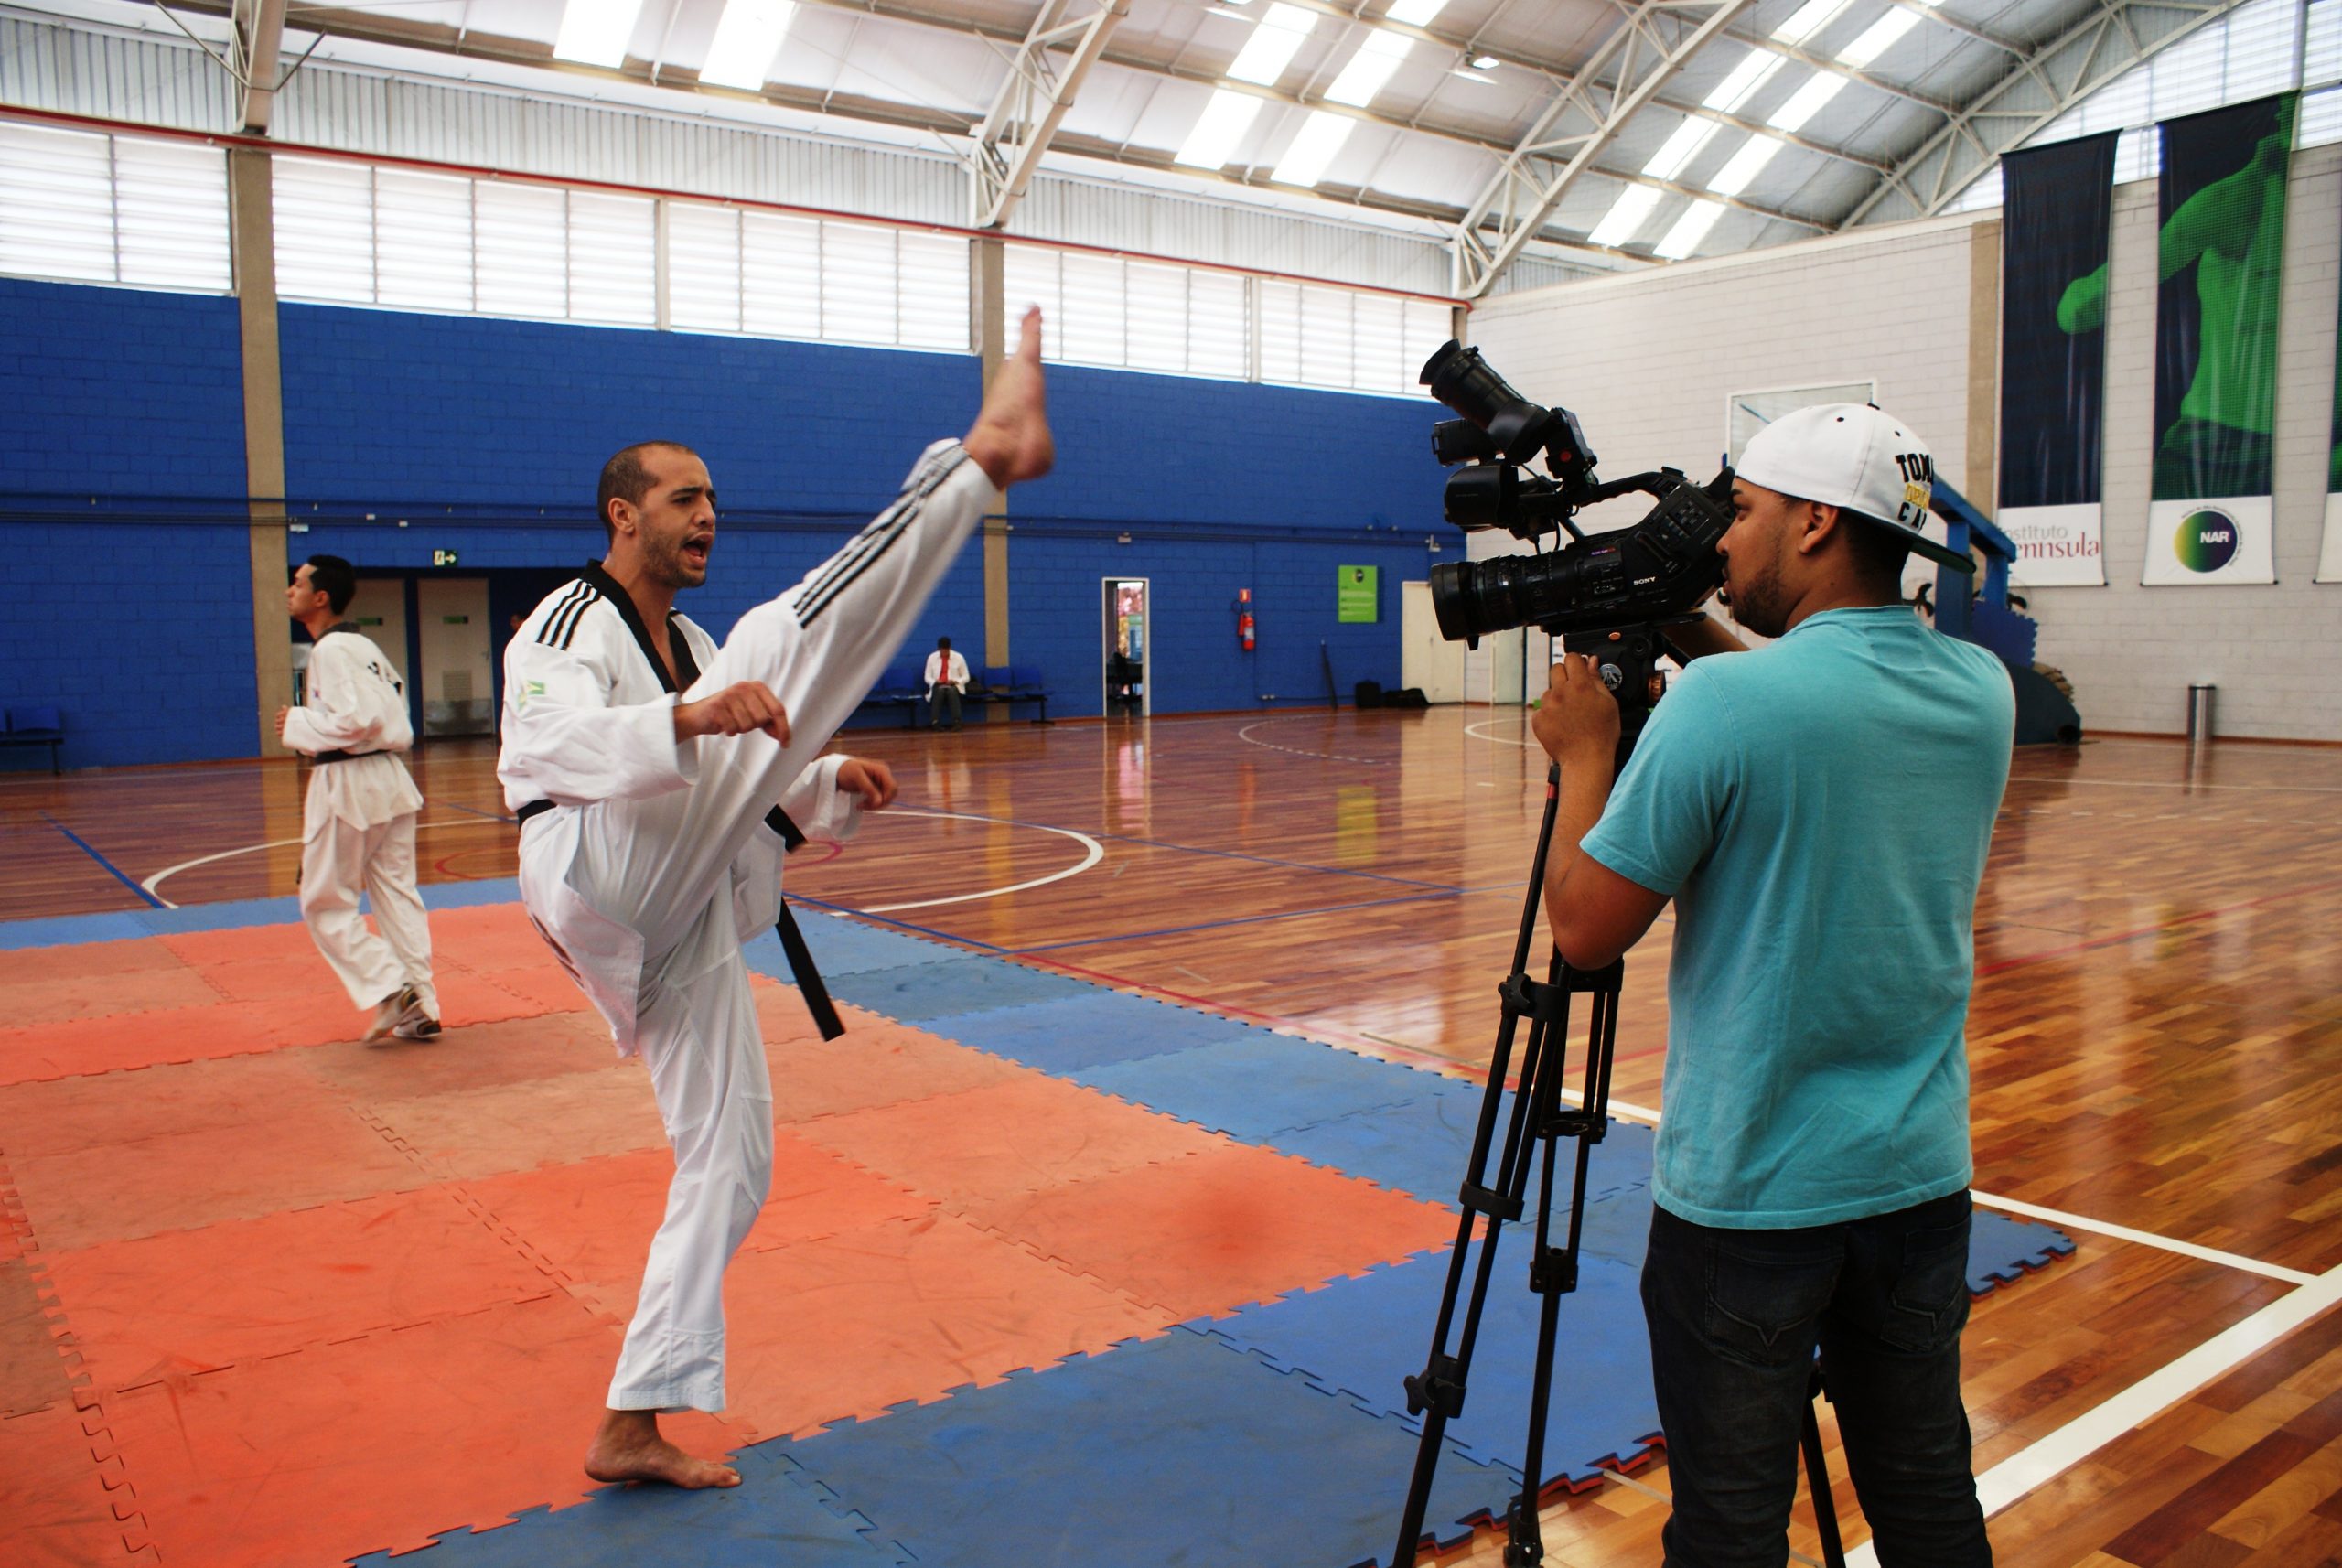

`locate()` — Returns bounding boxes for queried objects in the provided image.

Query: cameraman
[1531,405,2011,1567]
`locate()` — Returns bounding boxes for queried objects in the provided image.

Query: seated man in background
[279,553,439,1043]
[1532,404,2009,1566]
[925,634,970,730]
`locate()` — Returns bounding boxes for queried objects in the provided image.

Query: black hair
[596,441,699,540]
[305,554,358,616]
[1837,509,1913,593]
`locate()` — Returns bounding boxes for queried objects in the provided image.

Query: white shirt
[282,627,424,831]
[924,649,971,693]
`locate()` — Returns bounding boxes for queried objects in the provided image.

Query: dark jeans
[1641,1191,1992,1568]
[929,686,961,729]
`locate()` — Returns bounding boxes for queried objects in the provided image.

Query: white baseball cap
[1736,403,1974,574]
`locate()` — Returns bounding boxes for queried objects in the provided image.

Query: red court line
[1976,875,2342,978]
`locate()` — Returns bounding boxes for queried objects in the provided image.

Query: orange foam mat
[0,1400,153,1568]
[0,937,186,984]
[366,1066,668,1181]
[0,1051,339,1160]
[306,1009,613,1101]
[156,924,328,968]
[1,1253,77,1418]
[963,1142,1458,1322]
[798,1072,1230,1207]
[9,1104,429,1251]
[461,1140,936,1316]
[42,1185,566,1396]
[423,902,571,972]
[100,1294,746,1568]
[761,1013,1029,1125]
[715,1209,1173,1440]
[0,964,224,1028]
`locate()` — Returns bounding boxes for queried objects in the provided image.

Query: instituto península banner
[2004,131,2121,586]
[2141,93,2293,585]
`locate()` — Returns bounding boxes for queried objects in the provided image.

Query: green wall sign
[1337,564,1379,623]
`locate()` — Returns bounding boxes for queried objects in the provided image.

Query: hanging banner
[2143,93,2294,585]
[2002,132,2120,586]
[2324,226,2342,579]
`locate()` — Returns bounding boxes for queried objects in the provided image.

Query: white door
[1400,581,1466,703]
[344,578,412,694]
[416,577,494,736]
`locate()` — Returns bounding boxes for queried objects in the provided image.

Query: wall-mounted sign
[433,549,460,566]
[1337,564,1380,624]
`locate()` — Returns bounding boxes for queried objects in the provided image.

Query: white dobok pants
[300,811,439,1018]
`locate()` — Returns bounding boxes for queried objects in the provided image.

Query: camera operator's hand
[1532,655,1621,767]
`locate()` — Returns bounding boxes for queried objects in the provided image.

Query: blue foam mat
[825,955,1100,1023]
[768,1326,1516,1568]
[0,878,525,950]
[1198,1248,1661,1482]
[922,989,1271,1076]
[345,1452,908,1568]
[757,909,966,980]
[1077,1036,1445,1141]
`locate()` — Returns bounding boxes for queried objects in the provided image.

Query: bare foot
[584,1409,741,1488]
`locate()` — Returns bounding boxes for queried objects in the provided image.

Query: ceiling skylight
[1227,3,1318,86]
[1655,199,1726,260]
[1327,31,1413,106]
[699,0,798,90]
[1707,134,1786,196]
[1642,119,1721,181]
[1384,0,1449,23]
[1835,9,1919,67]
[1587,185,1663,248]
[1770,0,1855,47]
[553,0,644,68]
[1176,89,1266,168]
[1766,71,1847,133]
[1273,110,1356,185]
[1702,48,1785,114]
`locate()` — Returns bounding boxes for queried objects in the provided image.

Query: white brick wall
[1463,152,2342,743]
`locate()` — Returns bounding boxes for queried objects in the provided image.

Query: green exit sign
[433,549,460,566]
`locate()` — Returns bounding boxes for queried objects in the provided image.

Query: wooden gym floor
[5,707,2341,1565]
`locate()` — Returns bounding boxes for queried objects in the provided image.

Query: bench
[860,666,1054,727]
[1,705,63,774]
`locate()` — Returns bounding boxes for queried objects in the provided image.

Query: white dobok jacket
[282,626,425,831]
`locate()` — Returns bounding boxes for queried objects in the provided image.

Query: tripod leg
[1800,1366,1847,1568]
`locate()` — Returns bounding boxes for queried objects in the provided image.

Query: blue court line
[1080,825,1461,890]
[41,814,165,909]
[1009,886,1465,954]
[427,797,519,822]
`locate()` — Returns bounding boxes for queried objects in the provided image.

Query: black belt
[313,749,379,764]
[510,798,843,1041]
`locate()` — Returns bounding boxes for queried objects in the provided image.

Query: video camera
[1421,340,1734,646]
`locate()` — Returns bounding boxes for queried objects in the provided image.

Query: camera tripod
[1389,624,1848,1568]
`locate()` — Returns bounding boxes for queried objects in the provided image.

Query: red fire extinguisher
[1236,588,1255,651]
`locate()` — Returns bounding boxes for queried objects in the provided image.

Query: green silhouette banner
[2141,94,2292,584]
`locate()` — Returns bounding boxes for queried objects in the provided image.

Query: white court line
[1464,718,1540,748]
[2006,776,2342,796]
[1972,1191,2314,1284]
[138,818,509,908]
[1842,1259,2342,1565]
[858,809,1104,913]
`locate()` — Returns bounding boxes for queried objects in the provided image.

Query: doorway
[1102,577,1150,718]
[1399,581,1466,703]
[416,577,494,736]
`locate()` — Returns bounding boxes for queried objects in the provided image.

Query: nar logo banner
[2142,497,2274,585]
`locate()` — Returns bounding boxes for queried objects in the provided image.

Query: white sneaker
[362,983,423,1043]
[392,1015,442,1042]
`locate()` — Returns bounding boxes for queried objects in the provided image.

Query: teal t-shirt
[1580,606,2014,1229]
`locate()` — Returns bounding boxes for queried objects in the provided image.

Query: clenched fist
[675,682,790,744]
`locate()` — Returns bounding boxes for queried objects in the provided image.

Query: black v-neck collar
[583,561,702,694]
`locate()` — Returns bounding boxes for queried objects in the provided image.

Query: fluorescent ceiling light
[1642,119,1720,181]
[1327,32,1413,106]
[1586,185,1663,247]
[553,0,644,68]
[1273,110,1356,186]
[699,0,797,90]
[1447,66,1498,83]
[1385,0,1449,22]
[1707,134,1785,196]
[1176,88,1265,168]
[1702,48,1784,113]
[1227,2,1316,85]
[1470,53,1499,69]
[1766,71,1846,133]
[1835,9,1919,66]
[1655,198,1726,260]
[1771,0,1855,47]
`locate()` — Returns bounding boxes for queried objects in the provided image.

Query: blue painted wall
[2,291,1448,768]
[0,277,252,769]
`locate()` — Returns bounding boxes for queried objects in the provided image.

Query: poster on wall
[2141,93,2294,585]
[1337,564,1380,623]
[1998,131,2120,587]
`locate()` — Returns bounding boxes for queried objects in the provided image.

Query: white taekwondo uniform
[281,623,437,1021]
[498,439,991,1412]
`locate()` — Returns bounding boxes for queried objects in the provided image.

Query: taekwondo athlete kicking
[498,308,1055,1489]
